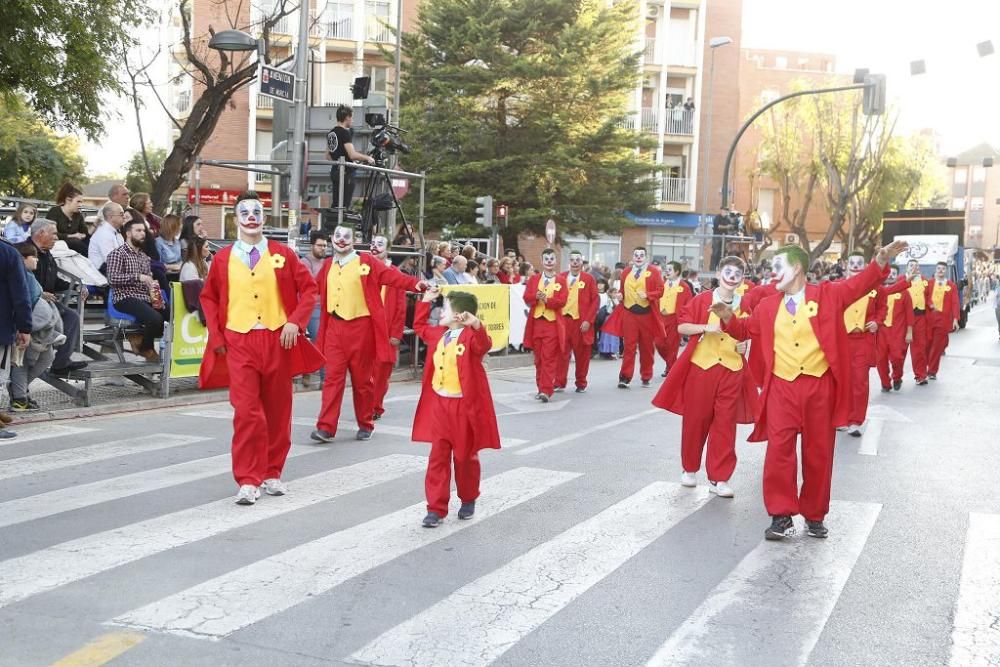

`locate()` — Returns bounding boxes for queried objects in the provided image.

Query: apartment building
[165,0,408,237]
[948,143,1000,250]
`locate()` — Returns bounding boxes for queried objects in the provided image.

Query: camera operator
[326,105,375,213]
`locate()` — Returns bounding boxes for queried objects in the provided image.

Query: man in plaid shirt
[106,219,165,362]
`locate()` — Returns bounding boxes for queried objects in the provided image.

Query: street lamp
[698,35,732,270]
[208,29,260,53]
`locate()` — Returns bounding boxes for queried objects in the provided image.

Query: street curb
[14,353,534,425]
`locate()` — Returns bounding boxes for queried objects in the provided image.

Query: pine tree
[399,0,657,244]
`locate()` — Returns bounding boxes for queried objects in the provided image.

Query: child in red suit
[412,288,501,527]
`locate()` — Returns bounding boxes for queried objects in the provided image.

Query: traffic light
[497,204,508,226]
[862,74,886,115]
[475,195,493,228]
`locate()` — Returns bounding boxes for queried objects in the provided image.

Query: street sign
[545,218,556,245]
[260,64,294,104]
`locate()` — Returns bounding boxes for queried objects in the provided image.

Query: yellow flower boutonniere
[674,285,685,294]
[804,301,819,318]
[576,280,586,290]
[553,283,562,292]
[867,290,877,298]
[359,263,371,276]
[270,254,286,269]
[642,270,651,278]
[943,285,951,292]
[455,343,466,356]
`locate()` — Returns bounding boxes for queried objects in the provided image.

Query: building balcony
[664,108,694,135]
[644,38,657,64]
[666,40,698,68]
[641,107,658,133]
[660,176,689,204]
[323,18,352,40]
[366,20,393,44]
[257,94,275,110]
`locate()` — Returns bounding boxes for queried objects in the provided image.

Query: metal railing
[661,176,688,203]
[366,20,393,43]
[271,16,292,35]
[641,107,658,133]
[257,94,274,109]
[644,38,657,64]
[325,18,352,39]
[664,107,694,135]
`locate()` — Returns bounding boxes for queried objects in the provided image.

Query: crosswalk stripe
[645,501,881,666]
[336,421,527,448]
[858,418,882,456]
[0,454,427,609]
[950,512,1000,666]
[0,424,97,447]
[351,482,711,667]
[514,408,661,454]
[0,434,211,481]
[111,467,580,639]
[0,446,325,530]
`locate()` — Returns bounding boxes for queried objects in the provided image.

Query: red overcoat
[925,279,960,325]
[410,302,501,450]
[877,281,915,347]
[523,273,568,353]
[602,264,666,337]
[741,281,778,387]
[721,260,889,440]
[841,281,887,368]
[558,270,601,345]
[316,252,421,365]
[199,241,324,390]
[379,261,408,363]
[651,290,759,423]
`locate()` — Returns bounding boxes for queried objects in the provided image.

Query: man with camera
[327,105,376,214]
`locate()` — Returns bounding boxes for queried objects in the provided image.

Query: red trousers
[372,360,394,417]
[556,317,591,389]
[224,328,294,486]
[681,364,740,482]
[763,373,836,522]
[908,314,928,381]
[846,335,872,425]
[927,313,951,375]
[317,316,375,435]
[530,317,560,396]
[654,313,680,370]
[876,326,906,388]
[620,311,656,382]
[425,393,481,517]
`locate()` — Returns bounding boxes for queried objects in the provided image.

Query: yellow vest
[431,332,463,396]
[564,274,583,319]
[843,291,876,333]
[226,251,287,333]
[623,269,649,309]
[773,300,829,381]
[931,282,949,312]
[884,293,901,327]
[909,277,927,310]
[532,276,560,321]
[691,310,744,371]
[326,257,370,320]
[661,281,684,315]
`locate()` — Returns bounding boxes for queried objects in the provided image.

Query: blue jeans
[306,304,325,382]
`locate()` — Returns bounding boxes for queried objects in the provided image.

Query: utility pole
[286,1,311,247]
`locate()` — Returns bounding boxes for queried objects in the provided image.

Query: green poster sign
[169,283,208,378]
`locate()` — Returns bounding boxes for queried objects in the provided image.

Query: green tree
[125,146,168,195]
[0,99,86,199]
[0,0,148,139]
[398,0,657,243]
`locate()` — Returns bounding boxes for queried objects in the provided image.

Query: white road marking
[336,421,526,448]
[865,404,913,422]
[0,434,211,481]
[351,482,711,667]
[858,418,883,456]
[0,454,427,609]
[514,408,661,454]
[950,512,1000,666]
[112,467,580,639]
[0,424,97,447]
[645,501,881,666]
[0,446,325,529]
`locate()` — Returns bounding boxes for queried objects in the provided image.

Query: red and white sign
[186,188,306,210]
[545,218,557,245]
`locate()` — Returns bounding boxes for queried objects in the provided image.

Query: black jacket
[30,240,70,293]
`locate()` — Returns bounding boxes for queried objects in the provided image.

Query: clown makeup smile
[541,253,557,271]
[372,235,388,259]
[633,249,646,266]
[568,254,583,271]
[236,198,264,238]
[847,255,865,276]
[720,265,743,290]
[332,226,354,255]
[772,254,798,292]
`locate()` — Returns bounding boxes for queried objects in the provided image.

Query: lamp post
[698,36,732,270]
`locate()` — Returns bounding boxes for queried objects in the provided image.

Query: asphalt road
[2,305,999,667]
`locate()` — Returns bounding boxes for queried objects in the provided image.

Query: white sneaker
[235,484,261,505]
[680,471,697,487]
[262,478,287,496]
[710,481,735,498]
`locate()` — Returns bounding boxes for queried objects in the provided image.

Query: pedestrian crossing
[2,418,998,666]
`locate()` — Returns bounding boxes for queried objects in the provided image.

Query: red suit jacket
[199,241,324,390]
[558,270,600,345]
[842,282,886,368]
[925,279,960,326]
[722,260,889,440]
[523,273,569,352]
[602,264,666,337]
[316,252,421,364]
[741,281,778,387]
[379,260,408,363]
[411,302,501,450]
[659,279,693,320]
[651,290,759,423]
[877,281,915,342]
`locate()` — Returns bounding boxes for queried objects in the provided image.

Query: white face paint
[332,226,353,256]
[440,298,455,325]
[885,268,898,285]
[568,254,583,271]
[633,249,646,265]
[907,261,920,277]
[541,253,557,271]
[236,198,264,238]
[847,255,865,276]
[665,265,679,280]
[372,235,388,258]
[718,264,744,290]
[935,264,947,280]
[772,254,800,293]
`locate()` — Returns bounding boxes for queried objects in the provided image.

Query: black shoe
[372,412,382,421]
[893,380,902,391]
[617,379,630,389]
[422,512,442,528]
[52,360,87,374]
[917,378,929,386]
[806,520,829,538]
[10,398,38,412]
[0,430,16,440]
[929,374,937,380]
[538,393,550,403]
[641,380,651,388]
[356,429,373,441]
[310,429,335,443]
[881,386,891,393]
[661,368,669,377]
[553,386,565,393]
[765,515,794,541]
[49,366,75,378]
[575,386,587,394]
[458,501,476,520]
